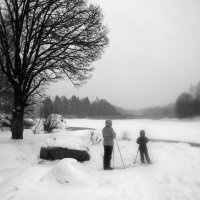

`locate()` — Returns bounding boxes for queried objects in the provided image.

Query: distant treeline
[117,104,176,119]
[40,95,121,118]
[175,82,200,118]
[2,81,200,120]
[141,81,200,119]
[142,104,176,119]
[120,81,200,119]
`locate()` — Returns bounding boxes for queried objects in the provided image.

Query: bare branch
[0,0,108,138]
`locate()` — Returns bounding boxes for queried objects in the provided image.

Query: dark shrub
[40,147,90,162]
[23,119,35,129]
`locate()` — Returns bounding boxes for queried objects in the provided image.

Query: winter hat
[105,120,112,127]
[140,130,145,137]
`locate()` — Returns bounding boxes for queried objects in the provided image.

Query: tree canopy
[0,0,109,139]
[175,82,200,119]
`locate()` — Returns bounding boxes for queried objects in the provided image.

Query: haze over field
[49,0,200,109]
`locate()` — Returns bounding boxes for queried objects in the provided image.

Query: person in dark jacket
[136,130,151,164]
[102,120,116,170]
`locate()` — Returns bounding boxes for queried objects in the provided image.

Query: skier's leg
[144,149,151,164]
[107,146,113,168]
[140,149,145,163]
[103,146,108,169]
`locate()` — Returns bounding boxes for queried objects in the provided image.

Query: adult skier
[102,120,116,170]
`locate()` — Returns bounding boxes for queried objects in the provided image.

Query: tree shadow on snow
[66,127,95,131]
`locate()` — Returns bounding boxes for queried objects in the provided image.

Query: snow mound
[0,144,20,163]
[44,136,88,151]
[45,158,95,186]
[0,166,50,192]
[0,175,39,193]
[20,166,51,182]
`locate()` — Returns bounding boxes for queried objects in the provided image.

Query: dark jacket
[136,136,148,150]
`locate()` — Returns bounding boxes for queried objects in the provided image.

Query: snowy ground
[0,119,200,200]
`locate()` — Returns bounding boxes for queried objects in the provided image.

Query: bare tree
[0,70,13,113]
[0,71,10,95]
[0,0,109,139]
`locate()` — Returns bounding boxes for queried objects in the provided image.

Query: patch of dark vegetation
[23,119,35,129]
[40,147,90,162]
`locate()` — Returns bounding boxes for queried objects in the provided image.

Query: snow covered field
[0,119,200,200]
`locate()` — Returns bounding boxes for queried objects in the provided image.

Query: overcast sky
[49,0,200,109]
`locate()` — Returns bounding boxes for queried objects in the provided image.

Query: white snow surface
[44,133,89,150]
[0,119,200,200]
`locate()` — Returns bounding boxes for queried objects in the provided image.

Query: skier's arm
[102,128,105,139]
[112,129,116,139]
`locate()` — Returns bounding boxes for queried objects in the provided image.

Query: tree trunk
[11,111,24,139]
[11,91,25,139]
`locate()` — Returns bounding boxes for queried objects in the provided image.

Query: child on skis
[136,130,151,164]
[102,120,116,170]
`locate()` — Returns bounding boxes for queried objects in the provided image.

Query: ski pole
[115,138,125,168]
[134,148,139,164]
[112,145,114,168]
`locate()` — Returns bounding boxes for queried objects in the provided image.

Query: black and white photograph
[0,0,200,199]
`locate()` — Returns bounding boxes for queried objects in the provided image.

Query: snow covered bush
[118,130,132,141]
[44,158,95,186]
[43,114,66,133]
[32,120,44,134]
[0,113,11,130]
[43,118,57,133]
[0,114,35,131]
[90,131,101,145]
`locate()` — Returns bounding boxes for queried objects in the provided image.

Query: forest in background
[1,81,200,119]
[39,95,121,118]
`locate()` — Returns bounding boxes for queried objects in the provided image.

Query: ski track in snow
[0,119,200,200]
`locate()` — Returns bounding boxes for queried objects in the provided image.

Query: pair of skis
[113,163,137,170]
[112,143,139,170]
[111,140,155,170]
[113,161,156,170]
